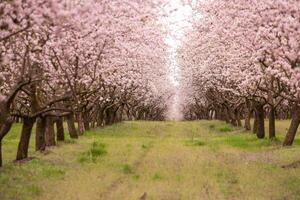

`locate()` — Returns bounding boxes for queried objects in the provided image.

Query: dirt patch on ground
[13,157,36,164]
[282,160,300,169]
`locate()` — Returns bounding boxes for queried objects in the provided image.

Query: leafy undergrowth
[1,120,300,200]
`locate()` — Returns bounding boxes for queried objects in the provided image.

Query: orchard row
[0,0,170,166]
[179,0,300,145]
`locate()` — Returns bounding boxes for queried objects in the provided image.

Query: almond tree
[179,0,300,144]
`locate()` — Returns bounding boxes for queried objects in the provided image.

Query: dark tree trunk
[126,108,131,120]
[112,107,119,123]
[255,104,265,139]
[0,122,13,167]
[56,117,64,141]
[91,120,95,128]
[230,119,237,126]
[16,117,35,160]
[269,105,276,139]
[97,110,104,127]
[106,109,111,125]
[253,111,257,134]
[77,113,85,135]
[15,117,20,123]
[105,108,113,125]
[45,117,56,146]
[67,114,78,139]
[236,110,242,127]
[215,109,219,120]
[223,107,230,123]
[83,113,90,131]
[36,117,46,151]
[0,141,2,167]
[118,105,124,122]
[228,108,237,126]
[283,104,300,146]
[244,111,251,131]
[0,122,13,142]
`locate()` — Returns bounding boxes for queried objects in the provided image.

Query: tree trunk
[0,122,13,141]
[228,108,238,126]
[236,110,242,127]
[67,114,78,139]
[283,104,300,146]
[15,117,20,123]
[269,105,276,139]
[91,120,95,128]
[105,109,110,125]
[83,113,90,131]
[255,104,265,139]
[223,107,230,123]
[36,117,46,151]
[253,111,257,134]
[45,117,56,146]
[56,117,65,141]
[0,122,13,167]
[0,141,2,167]
[118,105,124,122]
[16,117,35,160]
[81,111,90,131]
[112,107,119,123]
[244,111,251,130]
[77,113,85,135]
[97,110,104,127]
[105,108,113,125]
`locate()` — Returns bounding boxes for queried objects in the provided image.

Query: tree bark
[105,108,113,125]
[97,109,104,127]
[244,111,251,131]
[244,100,252,130]
[45,117,56,146]
[228,108,237,126]
[0,122,13,141]
[56,117,65,141]
[283,104,300,146]
[0,122,13,167]
[83,112,90,131]
[67,114,78,139]
[0,141,2,167]
[36,117,46,151]
[16,117,35,160]
[236,110,242,127]
[118,105,124,122]
[269,105,276,139]
[91,120,95,128]
[223,107,230,123]
[253,111,257,134]
[255,103,265,139]
[112,106,119,123]
[77,113,85,135]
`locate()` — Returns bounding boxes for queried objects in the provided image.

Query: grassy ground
[1,120,300,200]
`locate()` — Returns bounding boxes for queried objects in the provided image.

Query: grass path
[1,120,300,200]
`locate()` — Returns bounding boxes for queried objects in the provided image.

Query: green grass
[78,141,107,163]
[152,172,163,181]
[25,185,43,196]
[1,120,300,200]
[218,126,233,132]
[122,164,134,174]
[185,138,206,146]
